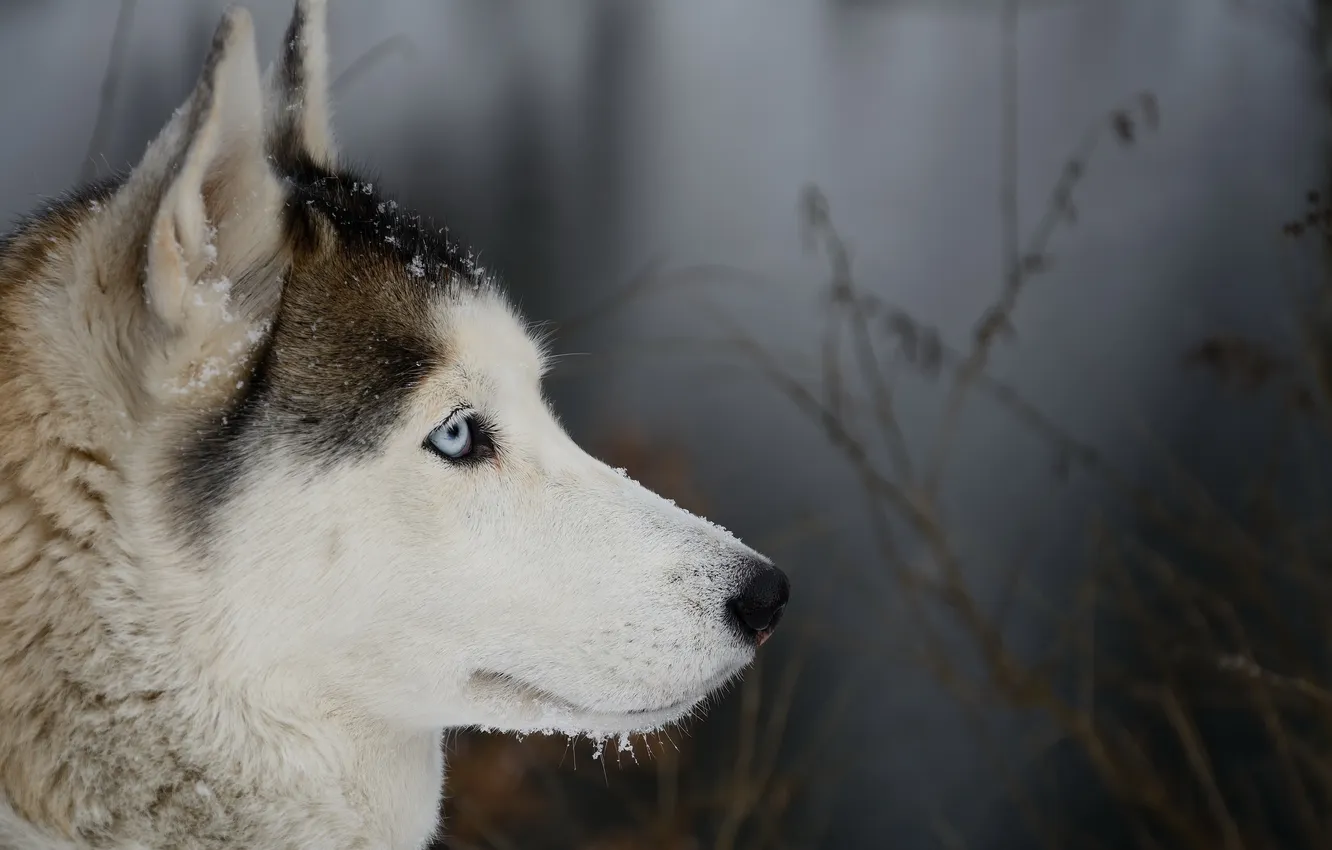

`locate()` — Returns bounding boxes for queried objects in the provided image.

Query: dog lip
[492,674,696,717]
[623,694,698,716]
[598,664,745,716]
[471,666,733,719]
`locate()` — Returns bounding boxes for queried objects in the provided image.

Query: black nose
[726,563,790,646]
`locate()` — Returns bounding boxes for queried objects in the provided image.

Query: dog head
[82,1,789,738]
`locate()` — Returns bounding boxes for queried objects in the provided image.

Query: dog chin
[463,668,740,737]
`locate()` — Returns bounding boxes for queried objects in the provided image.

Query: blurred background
[4,0,1332,847]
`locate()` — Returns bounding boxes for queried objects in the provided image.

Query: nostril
[726,564,791,646]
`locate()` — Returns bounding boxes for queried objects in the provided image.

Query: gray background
[2,0,1327,846]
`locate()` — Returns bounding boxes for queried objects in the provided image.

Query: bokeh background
[4,1,1332,847]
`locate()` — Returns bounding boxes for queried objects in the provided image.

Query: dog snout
[725,560,790,647]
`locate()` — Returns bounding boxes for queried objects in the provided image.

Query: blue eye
[427,412,474,460]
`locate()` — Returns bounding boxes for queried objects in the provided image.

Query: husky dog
[0,2,789,848]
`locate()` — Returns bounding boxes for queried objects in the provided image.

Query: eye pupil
[427,412,478,461]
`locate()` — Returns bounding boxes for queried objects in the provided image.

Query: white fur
[0,4,778,849]
[183,292,760,736]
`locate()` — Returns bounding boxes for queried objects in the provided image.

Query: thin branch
[923,0,1021,495]
[331,33,419,98]
[802,185,916,483]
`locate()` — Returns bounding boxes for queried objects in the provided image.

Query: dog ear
[119,6,283,335]
[266,0,337,168]
[104,6,286,402]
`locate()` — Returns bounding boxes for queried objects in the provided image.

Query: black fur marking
[267,0,335,171]
[281,4,308,95]
[280,153,488,288]
[266,2,312,168]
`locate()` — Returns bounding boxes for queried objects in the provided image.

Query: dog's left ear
[127,6,283,335]
[266,0,337,168]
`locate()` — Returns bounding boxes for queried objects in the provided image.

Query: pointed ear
[266,0,337,168]
[127,6,283,332]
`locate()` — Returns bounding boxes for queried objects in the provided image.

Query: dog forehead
[276,242,540,394]
[275,165,508,351]
[434,295,545,385]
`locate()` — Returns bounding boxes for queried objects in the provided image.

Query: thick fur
[0,3,786,849]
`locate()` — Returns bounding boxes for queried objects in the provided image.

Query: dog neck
[0,456,446,850]
[0,259,446,848]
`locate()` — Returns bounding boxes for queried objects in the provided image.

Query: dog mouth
[466,667,736,728]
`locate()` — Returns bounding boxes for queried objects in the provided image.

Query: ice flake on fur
[190,275,235,325]
[407,254,426,278]
[502,711,672,747]
[170,355,228,395]
[584,733,640,762]
[618,733,638,763]
[461,250,488,282]
[201,224,219,267]
[246,318,273,345]
[165,311,270,398]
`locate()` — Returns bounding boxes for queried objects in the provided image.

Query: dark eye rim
[423,409,497,465]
